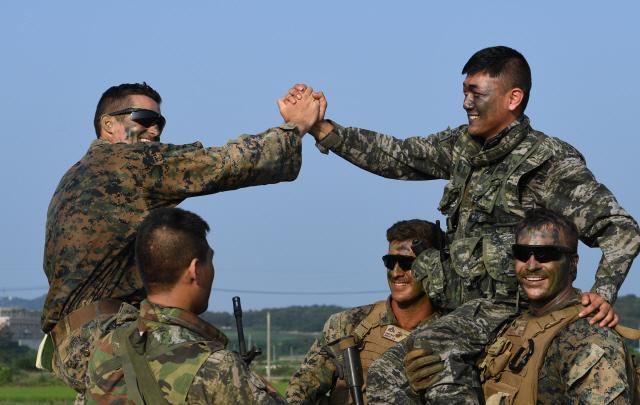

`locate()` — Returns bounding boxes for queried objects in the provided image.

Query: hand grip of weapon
[339,336,365,405]
[232,296,247,356]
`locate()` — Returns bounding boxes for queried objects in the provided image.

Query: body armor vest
[329,301,410,405]
[480,304,582,405]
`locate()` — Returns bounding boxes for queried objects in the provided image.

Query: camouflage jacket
[317,117,640,306]
[487,290,633,404]
[88,300,285,404]
[43,124,301,332]
[286,297,439,404]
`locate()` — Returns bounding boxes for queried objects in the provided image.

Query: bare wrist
[310,120,334,141]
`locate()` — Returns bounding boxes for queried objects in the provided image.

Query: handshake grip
[232,296,262,365]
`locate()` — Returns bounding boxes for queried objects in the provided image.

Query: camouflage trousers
[366,298,519,404]
[51,303,137,399]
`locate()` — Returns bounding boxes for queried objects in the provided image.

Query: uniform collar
[463,115,531,168]
[138,299,228,345]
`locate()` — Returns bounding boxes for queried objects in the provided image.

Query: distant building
[0,307,43,350]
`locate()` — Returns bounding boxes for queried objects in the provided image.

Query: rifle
[339,336,365,405]
[232,296,262,365]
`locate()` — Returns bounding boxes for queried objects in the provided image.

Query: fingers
[406,354,442,374]
[315,91,327,120]
[411,371,444,392]
[405,348,444,393]
[578,292,602,318]
[405,348,433,364]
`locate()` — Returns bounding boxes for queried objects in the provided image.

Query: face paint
[515,225,576,309]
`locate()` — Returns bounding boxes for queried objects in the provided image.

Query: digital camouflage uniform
[315,116,640,404]
[88,300,285,404]
[43,124,301,394]
[481,290,634,404]
[286,298,439,404]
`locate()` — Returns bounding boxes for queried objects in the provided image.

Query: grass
[0,386,76,403]
[272,380,288,396]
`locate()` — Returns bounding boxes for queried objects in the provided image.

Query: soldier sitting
[87,207,285,404]
[286,219,445,404]
[408,208,636,404]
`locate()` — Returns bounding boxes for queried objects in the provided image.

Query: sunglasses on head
[108,107,166,132]
[512,244,576,263]
[382,254,415,271]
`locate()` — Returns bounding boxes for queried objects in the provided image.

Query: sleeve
[533,140,640,303]
[315,121,458,181]
[285,318,338,404]
[187,350,287,405]
[554,323,633,404]
[142,124,302,199]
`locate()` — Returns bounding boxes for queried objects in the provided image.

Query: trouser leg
[367,298,518,404]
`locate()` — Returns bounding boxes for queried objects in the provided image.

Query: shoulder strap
[113,322,170,405]
[353,300,388,342]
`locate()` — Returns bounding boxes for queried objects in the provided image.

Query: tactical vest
[480,305,640,405]
[95,321,224,405]
[429,127,553,309]
[329,301,411,405]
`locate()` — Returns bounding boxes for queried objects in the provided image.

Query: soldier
[435,208,633,404]
[286,219,445,404]
[87,207,286,404]
[284,46,640,403]
[42,82,321,399]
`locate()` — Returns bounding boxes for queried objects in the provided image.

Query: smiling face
[386,239,425,307]
[101,94,162,144]
[463,72,520,140]
[515,224,577,307]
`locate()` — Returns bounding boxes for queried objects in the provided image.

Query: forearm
[537,153,640,303]
[314,120,453,180]
[152,124,302,197]
[286,341,336,404]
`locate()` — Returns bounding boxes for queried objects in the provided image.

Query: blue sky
[1,1,639,313]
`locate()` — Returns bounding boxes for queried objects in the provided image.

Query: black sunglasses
[382,254,415,271]
[108,108,166,132]
[512,244,576,263]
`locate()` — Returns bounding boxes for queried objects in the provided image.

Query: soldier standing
[88,207,286,404]
[284,46,640,404]
[286,219,445,404]
[42,82,321,400]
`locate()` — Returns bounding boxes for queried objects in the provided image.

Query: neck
[147,288,193,313]
[529,285,576,316]
[390,295,434,330]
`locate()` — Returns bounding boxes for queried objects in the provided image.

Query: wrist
[310,120,334,141]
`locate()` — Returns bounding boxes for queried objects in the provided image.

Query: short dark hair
[93,82,162,138]
[135,207,210,294]
[387,219,443,249]
[462,46,532,112]
[515,208,579,251]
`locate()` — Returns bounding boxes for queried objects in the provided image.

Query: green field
[0,386,76,403]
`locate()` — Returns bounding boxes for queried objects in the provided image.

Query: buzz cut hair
[462,46,532,112]
[93,82,162,138]
[135,207,210,294]
[386,219,443,249]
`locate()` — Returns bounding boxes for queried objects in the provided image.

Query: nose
[525,254,539,269]
[463,93,474,110]
[146,124,161,139]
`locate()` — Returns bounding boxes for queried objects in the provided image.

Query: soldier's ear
[100,115,114,136]
[185,258,199,283]
[507,87,524,112]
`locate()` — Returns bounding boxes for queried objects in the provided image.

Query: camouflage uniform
[88,300,285,404]
[286,298,439,404]
[481,290,634,404]
[316,116,640,404]
[43,124,301,393]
